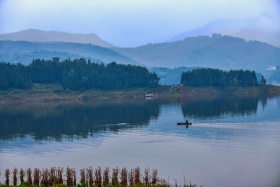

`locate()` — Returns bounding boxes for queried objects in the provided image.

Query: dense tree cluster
[0,58,159,90]
[181,68,259,87]
[0,62,32,90]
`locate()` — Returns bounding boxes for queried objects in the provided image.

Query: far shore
[1,84,280,105]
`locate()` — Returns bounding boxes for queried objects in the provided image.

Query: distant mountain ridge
[0,41,138,65]
[1,32,280,84]
[115,34,280,74]
[0,29,114,48]
[168,12,280,47]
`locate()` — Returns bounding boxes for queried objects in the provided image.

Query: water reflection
[181,96,267,119]
[0,101,160,141]
[0,96,275,142]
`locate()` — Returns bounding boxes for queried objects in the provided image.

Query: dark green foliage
[59,59,159,90]
[0,62,32,90]
[0,58,159,90]
[181,68,258,87]
[259,75,266,85]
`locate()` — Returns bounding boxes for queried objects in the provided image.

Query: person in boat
[185,119,189,124]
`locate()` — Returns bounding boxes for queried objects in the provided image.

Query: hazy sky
[0,0,279,46]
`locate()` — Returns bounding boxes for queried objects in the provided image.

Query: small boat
[177,122,192,125]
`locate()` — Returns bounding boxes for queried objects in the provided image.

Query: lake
[0,96,280,187]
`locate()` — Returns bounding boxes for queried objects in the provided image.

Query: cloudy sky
[0,0,279,47]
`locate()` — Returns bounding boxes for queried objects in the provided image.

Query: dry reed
[66,167,73,187]
[5,169,10,186]
[49,167,56,186]
[57,167,63,184]
[41,169,49,187]
[111,167,119,186]
[102,167,109,187]
[0,166,196,187]
[151,169,158,186]
[33,168,40,186]
[26,168,32,186]
[143,168,150,187]
[87,167,93,187]
[19,168,25,184]
[80,169,85,184]
[12,168,17,186]
[128,169,134,187]
[73,168,77,186]
[134,167,141,185]
[94,167,102,187]
[120,167,128,187]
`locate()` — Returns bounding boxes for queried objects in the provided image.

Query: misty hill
[0,29,114,48]
[0,41,138,65]
[169,12,280,47]
[115,34,280,74]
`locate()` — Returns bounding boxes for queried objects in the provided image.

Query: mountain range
[0,41,137,65]
[0,29,114,48]
[1,29,280,84]
[168,12,280,47]
[115,34,280,73]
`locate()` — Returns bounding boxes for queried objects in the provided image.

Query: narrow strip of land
[1,84,280,105]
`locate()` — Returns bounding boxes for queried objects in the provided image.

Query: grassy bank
[0,84,280,105]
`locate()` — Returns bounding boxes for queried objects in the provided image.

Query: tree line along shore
[1,57,279,104]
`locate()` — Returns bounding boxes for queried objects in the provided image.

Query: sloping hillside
[115,34,280,73]
[0,29,114,48]
[0,41,138,65]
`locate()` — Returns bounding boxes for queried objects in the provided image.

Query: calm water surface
[0,96,280,187]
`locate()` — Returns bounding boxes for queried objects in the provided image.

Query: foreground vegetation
[0,167,198,187]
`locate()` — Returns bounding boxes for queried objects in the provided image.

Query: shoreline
[1,84,280,105]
